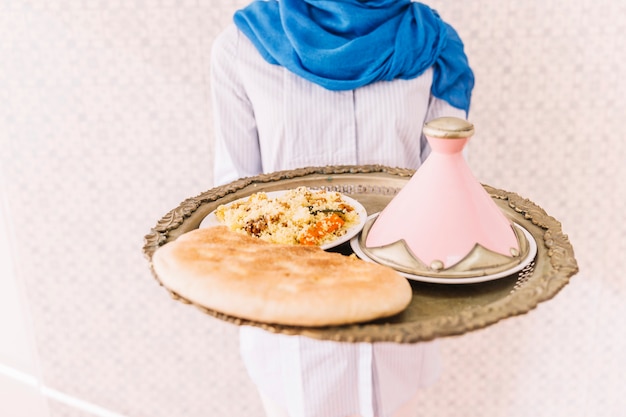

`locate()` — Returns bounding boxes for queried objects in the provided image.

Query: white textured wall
[0,1,624,417]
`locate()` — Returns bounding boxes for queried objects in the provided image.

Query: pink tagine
[365,117,520,271]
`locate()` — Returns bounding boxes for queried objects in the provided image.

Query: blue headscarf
[234,0,474,113]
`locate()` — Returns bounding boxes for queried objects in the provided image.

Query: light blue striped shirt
[211,24,465,186]
[210,23,466,417]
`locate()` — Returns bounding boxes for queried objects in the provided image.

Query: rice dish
[214,187,360,246]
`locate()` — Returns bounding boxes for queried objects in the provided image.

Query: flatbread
[151,226,412,327]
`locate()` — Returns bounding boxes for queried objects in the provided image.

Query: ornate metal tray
[143,165,579,343]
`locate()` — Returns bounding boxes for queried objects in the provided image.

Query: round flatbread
[151,226,412,327]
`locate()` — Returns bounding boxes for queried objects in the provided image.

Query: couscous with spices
[214,186,360,246]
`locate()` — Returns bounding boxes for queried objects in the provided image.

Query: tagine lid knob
[422,117,475,139]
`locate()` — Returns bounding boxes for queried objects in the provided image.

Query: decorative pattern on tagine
[358,215,532,278]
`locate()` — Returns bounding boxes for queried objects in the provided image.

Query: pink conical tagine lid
[361,117,530,278]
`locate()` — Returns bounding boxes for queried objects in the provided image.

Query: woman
[210,1,474,416]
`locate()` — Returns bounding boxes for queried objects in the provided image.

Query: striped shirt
[211,24,466,185]
[210,24,466,417]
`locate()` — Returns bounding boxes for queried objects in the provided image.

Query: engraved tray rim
[142,165,579,343]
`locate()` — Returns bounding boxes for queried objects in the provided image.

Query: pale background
[1,1,624,416]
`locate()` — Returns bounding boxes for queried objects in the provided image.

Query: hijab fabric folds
[234,0,474,112]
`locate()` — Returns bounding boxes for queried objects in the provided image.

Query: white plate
[200,189,367,250]
[350,215,537,284]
